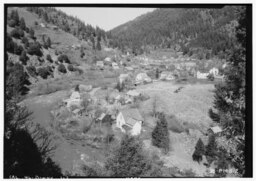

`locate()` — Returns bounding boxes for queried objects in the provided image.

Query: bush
[58,54,70,64]
[46,54,53,63]
[10,28,24,39]
[67,64,74,71]
[26,66,37,77]
[8,19,16,27]
[167,115,185,133]
[115,81,124,92]
[19,50,29,65]
[27,42,42,56]
[75,67,83,74]
[207,73,214,81]
[21,37,28,44]
[13,43,24,55]
[58,64,67,74]
[37,67,51,79]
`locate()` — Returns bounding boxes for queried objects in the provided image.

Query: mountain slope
[109,6,240,59]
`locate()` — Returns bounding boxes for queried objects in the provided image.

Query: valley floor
[23,81,215,176]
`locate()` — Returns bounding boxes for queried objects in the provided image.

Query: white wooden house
[197,71,209,79]
[63,91,81,110]
[116,108,144,136]
[209,67,219,77]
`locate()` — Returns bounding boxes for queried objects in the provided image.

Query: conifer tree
[19,50,29,65]
[96,39,101,51]
[20,17,26,30]
[151,112,170,153]
[192,138,205,163]
[205,135,217,157]
[46,37,51,48]
[105,135,151,177]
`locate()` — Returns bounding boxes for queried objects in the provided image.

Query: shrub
[58,64,67,74]
[58,54,70,64]
[37,67,51,79]
[21,37,28,44]
[27,42,42,56]
[167,115,185,133]
[10,28,24,39]
[207,73,214,81]
[75,67,83,75]
[67,64,74,71]
[26,66,37,77]
[8,19,16,27]
[19,50,29,65]
[152,112,170,153]
[46,54,53,63]
[13,43,24,55]
[46,37,51,48]
[192,138,205,163]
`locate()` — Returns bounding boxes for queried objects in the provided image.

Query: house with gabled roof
[116,108,144,136]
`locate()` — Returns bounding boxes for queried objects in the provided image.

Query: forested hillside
[109,6,239,59]
[26,7,107,42]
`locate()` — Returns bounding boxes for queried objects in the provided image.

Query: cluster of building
[61,83,147,136]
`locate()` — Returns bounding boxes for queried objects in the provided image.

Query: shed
[207,126,223,136]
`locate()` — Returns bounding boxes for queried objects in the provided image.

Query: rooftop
[120,108,143,126]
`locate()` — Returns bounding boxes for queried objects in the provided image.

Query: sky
[56,7,155,31]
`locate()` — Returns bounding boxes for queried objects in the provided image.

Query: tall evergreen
[205,135,217,158]
[151,112,170,153]
[105,135,151,177]
[19,17,26,30]
[209,6,247,175]
[192,138,205,163]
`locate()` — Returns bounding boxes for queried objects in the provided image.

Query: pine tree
[96,39,101,51]
[156,68,160,79]
[19,50,28,65]
[29,28,35,39]
[192,138,205,163]
[20,17,26,30]
[105,135,151,177]
[205,135,217,157]
[46,37,51,48]
[151,112,170,153]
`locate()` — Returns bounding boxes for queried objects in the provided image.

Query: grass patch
[167,114,185,133]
